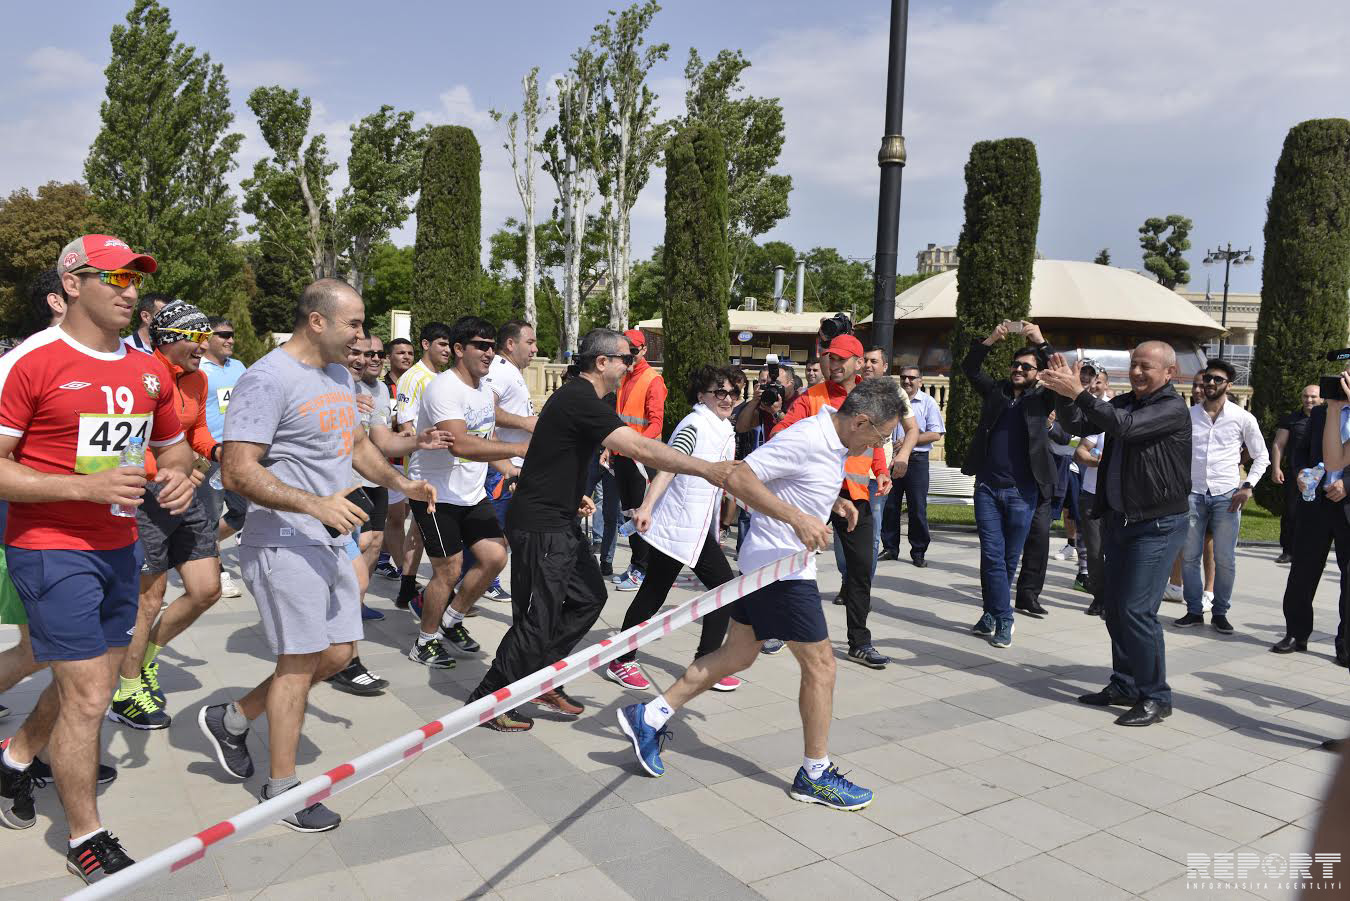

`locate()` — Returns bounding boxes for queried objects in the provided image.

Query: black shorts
[730,578,829,644]
[361,486,389,532]
[136,482,219,575]
[409,498,503,558]
[611,455,650,510]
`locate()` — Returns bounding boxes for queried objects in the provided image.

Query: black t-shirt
[508,377,625,532]
[1278,410,1312,472]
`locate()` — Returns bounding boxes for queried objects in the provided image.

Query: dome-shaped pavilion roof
[862,260,1224,338]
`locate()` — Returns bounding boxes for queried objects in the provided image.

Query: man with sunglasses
[200,316,247,599]
[1174,359,1268,634]
[0,234,193,882]
[611,329,668,592]
[880,366,945,567]
[961,321,1058,650]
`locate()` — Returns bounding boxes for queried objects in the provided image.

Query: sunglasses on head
[160,328,210,343]
[213,331,235,341]
[1010,361,1039,372]
[81,268,145,289]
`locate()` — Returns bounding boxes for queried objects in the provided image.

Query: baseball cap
[823,334,864,359]
[623,328,646,349]
[1079,357,1100,375]
[56,234,158,276]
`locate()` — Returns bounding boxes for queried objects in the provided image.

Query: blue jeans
[973,481,1038,621]
[1183,491,1240,615]
[586,454,620,565]
[833,480,885,582]
[1102,511,1187,704]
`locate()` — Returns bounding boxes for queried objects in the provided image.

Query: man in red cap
[0,235,195,883]
[607,328,667,594]
[772,334,900,669]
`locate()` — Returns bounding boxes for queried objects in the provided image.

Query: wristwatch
[1240,481,1253,491]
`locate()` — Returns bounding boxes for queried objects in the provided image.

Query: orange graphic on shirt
[303,392,358,457]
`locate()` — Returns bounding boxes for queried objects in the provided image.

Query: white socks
[2,745,28,772]
[441,607,465,630]
[803,756,830,781]
[70,828,105,849]
[643,694,674,730]
[417,631,437,645]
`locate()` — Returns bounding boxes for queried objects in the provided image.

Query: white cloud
[229,59,320,90]
[22,47,102,90]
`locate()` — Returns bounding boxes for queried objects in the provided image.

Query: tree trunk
[296,161,326,281]
[524,200,536,328]
[608,112,632,330]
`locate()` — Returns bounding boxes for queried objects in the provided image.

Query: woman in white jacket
[604,366,743,692]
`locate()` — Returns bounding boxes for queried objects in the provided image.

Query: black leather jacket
[960,339,1058,500]
[1056,384,1191,521]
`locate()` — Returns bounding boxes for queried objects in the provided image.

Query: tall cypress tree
[85,0,242,308]
[661,123,730,434]
[945,138,1042,467]
[1250,118,1350,512]
[413,126,481,331]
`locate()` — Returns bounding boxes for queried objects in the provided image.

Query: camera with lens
[819,313,853,342]
[759,382,783,409]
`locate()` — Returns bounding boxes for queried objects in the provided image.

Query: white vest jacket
[643,404,735,567]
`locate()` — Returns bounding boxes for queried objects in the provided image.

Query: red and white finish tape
[67,550,810,901]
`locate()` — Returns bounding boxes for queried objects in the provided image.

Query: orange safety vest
[618,365,661,433]
[803,382,873,501]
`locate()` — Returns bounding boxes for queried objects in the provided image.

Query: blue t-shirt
[979,402,1034,491]
[202,357,247,442]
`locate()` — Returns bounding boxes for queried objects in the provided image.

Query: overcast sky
[4,0,1347,295]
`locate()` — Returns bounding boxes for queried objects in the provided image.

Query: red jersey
[0,327,185,550]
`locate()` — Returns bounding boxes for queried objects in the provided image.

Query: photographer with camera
[732,360,795,551]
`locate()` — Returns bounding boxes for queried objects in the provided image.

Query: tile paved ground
[1,530,1345,900]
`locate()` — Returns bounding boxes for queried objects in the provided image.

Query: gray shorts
[240,544,362,655]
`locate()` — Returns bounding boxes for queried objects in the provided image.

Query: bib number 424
[76,413,152,474]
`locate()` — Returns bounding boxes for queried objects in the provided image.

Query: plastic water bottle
[618,519,638,538]
[209,467,223,490]
[1299,462,1326,503]
[111,437,145,518]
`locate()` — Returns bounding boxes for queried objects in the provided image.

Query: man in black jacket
[1041,341,1190,727]
[961,321,1057,650]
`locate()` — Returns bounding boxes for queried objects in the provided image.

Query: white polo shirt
[1189,400,1270,495]
[739,406,848,582]
[482,355,533,467]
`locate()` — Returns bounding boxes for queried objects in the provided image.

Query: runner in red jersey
[0,235,194,886]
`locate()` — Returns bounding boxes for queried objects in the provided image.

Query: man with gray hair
[617,377,901,811]
[1040,341,1191,728]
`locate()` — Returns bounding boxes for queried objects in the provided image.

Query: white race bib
[76,413,152,474]
[217,386,233,413]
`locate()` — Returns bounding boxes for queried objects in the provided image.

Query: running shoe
[408,590,424,620]
[789,764,874,811]
[219,571,242,598]
[1202,591,1214,612]
[439,623,481,654]
[0,705,7,719]
[360,603,385,621]
[971,612,996,636]
[66,830,134,884]
[482,583,511,602]
[761,639,786,655]
[408,638,456,668]
[326,658,388,696]
[260,782,341,833]
[534,688,584,716]
[604,660,651,690]
[990,619,1015,649]
[375,555,401,580]
[710,675,741,692]
[140,660,166,708]
[1073,575,1089,593]
[28,755,118,787]
[615,570,644,592]
[1053,544,1077,561]
[612,567,631,585]
[480,710,534,732]
[198,704,255,779]
[617,703,672,777]
[107,689,171,731]
[0,749,35,829]
[1162,582,1184,603]
[847,645,889,669]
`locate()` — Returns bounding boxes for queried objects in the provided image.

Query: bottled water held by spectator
[619,518,638,538]
[1298,462,1326,503]
[111,436,145,518]
[209,466,223,490]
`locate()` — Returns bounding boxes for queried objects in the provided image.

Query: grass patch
[925,501,1282,544]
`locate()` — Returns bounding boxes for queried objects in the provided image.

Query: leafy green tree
[661,123,730,433]
[1094,248,1111,265]
[1250,118,1350,512]
[0,182,102,335]
[683,48,791,299]
[362,242,414,321]
[738,240,797,306]
[1138,214,1192,288]
[946,138,1042,467]
[84,0,243,308]
[628,248,664,325]
[220,257,272,364]
[413,126,481,331]
[242,239,306,336]
[802,248,874,318]
[339,106,427,291]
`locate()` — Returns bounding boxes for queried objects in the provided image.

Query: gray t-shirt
[224,348,357,547]
[354,378,391,489]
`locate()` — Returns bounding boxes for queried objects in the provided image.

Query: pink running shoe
[710,675,741,692]
[604,660,651,691]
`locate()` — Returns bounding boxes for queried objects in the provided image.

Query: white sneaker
[1162,582,1184,603]
[1202,591,1214,612]
[219,571,242,598]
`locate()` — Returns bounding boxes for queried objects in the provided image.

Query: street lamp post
[870,0,909,371]
[1203,243,1255,359]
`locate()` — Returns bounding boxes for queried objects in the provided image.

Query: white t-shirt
[394,360,437,427]
[1081,433,1105,494]
[739,406,848,582]
[410,369,496,506]
[482,355,533,467]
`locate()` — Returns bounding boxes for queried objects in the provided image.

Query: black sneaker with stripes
[66,831,134,884]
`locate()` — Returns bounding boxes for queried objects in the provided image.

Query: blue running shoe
[789,764,874,811]
[971,612,995,636]
[616,703,672,777]
[360,604,385,621]
[408,590,424,621]
[760,638,786,655]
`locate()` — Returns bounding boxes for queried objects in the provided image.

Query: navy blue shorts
[730,578,829,644]
[7,544,143,662]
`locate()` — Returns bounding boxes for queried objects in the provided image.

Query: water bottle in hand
[209,467,223,490]
[111,437,146,518]
[618,518,638,538]
[1298,462,1326,502]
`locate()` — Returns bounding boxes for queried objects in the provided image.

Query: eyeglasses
[362,350,386,359]
[158,328,210,343]
[705,388,736,400]
[861,417,889,447]
[465,339,495,352]
[213,331,235,341]
[1010,362,1039,373]
[1201,374,1228,384]
[899,375,920,381]
[81,268,145,289]
[600,352,636,366]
